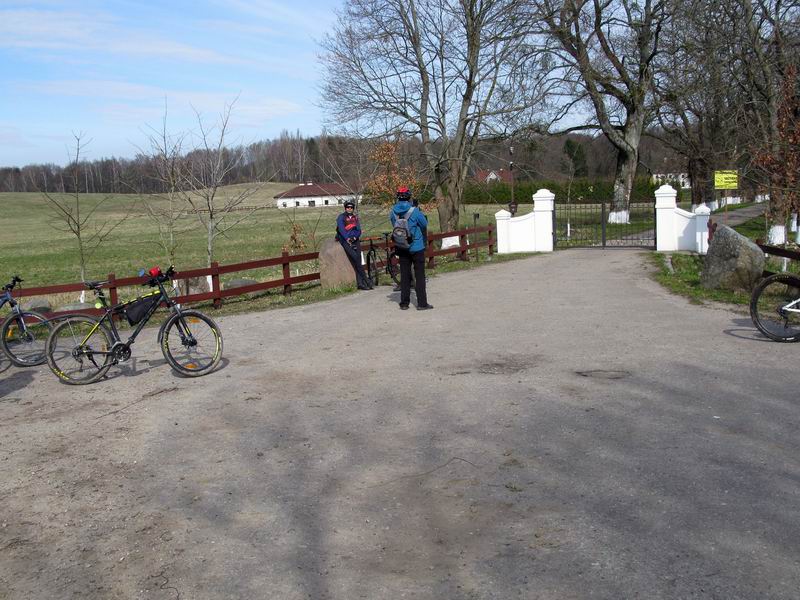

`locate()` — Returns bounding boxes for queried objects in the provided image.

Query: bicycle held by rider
[364,232,400,287]
[45,266,223,384]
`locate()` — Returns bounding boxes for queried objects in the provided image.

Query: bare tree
[536,0,670,222]
[652,0,737,207]
[42,133,133,283]
[321,0,553,231]
[137,104,191,266]
[180,101,267,267]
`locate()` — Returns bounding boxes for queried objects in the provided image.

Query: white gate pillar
[532,189,555,252]
[693,204,711,254]
[494,209,512,254]
[655,184,678,251]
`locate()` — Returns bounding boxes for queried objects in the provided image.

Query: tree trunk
[609,112,644,222]
[207,219,215,267]
[610,149,638,222]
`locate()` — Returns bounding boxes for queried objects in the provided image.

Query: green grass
[712,201,757,215]
[650,209,800,305]
[0,187,508,287]
[0,187,523,313]
[649,253,752,305]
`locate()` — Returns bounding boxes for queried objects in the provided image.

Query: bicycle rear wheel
[1,311,51,366]
[46,315,114,384]
[366,248,379,287]
[160,310,223,376]
[387,251,400,285]
[750,273,800,342]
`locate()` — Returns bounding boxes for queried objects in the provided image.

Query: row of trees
[0,129,678,197]
[320,0,799,229]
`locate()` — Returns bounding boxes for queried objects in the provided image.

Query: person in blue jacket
[390,187,433,310]
[336,200,372,290]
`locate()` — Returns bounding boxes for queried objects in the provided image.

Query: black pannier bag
[124,294,160,326]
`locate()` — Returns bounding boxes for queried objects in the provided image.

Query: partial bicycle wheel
[366,248,379,287]
[1,310,51,366]
[46,314,114,384]
[160,310,223,376]
[387,251,401,285]
[750,273,800,342]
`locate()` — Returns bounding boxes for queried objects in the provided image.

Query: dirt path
[1,249,799,599]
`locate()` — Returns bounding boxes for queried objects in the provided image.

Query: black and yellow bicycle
[45,266,223,384]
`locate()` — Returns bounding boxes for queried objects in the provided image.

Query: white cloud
[0,9,238,64]
[0,126,36,148]
[13,78,304,128]
[218,0,335,38]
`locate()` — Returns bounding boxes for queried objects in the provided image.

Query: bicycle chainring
[111,342,132,362]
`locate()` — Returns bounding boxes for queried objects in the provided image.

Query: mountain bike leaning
[0,275,53,366]
[750,271,800,342]
[364,232,400,287]
[45,266,223,384]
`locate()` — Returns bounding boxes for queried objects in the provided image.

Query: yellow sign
[714,170,739,190]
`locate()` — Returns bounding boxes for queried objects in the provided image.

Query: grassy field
[0,185,511,289]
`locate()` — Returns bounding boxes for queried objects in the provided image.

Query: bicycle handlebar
[2,275,22,292]
[141,265,176,287]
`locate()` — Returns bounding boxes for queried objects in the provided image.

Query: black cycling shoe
[416,304,434,310]
[399,304,409,310]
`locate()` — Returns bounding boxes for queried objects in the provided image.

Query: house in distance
[274,182,360,208]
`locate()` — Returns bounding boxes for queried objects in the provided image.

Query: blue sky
[0,0,339,167]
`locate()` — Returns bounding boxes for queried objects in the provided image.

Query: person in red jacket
[336,200,372,290]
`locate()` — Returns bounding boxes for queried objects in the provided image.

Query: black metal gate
[553,201,656,248]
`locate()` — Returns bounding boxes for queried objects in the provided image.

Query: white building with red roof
[274,182,360,208]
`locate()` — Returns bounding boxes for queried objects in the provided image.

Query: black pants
[397,248,427,306]
[340,239,370,288]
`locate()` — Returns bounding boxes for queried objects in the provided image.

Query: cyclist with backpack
[390,187,433,310]
[336,200,372,290]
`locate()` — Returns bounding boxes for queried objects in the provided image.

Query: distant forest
[0,130,682,195]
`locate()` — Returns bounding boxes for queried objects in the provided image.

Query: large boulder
[21,297,52,313]
[700,224,765,291]
[56,302,95,312]
[319,238,355,290]
[182,276,211,296]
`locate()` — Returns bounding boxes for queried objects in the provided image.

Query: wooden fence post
[459,232,468,261]
[282,251,292,295]
[488,225,495,256]
[107,273,118,306]
[211,262,222,308]
[107,273,118,321]
[427,237,435,269]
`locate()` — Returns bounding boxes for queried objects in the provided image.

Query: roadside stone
[20,297,52,313]
[182,276,211,296]
[56,302,96,312]
[319,238,355,290]
[224,278,258,290]
[700,224,765,292]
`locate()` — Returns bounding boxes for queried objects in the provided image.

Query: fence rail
[9,224,494,318]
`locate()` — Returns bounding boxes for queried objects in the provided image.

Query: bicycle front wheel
[387,252,400,285]
[366,249,379,287]
[46,315,114,384]
[160,310,223,376]
[1,311,51,366]
[750,273,800,342]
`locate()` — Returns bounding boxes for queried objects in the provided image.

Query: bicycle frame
[781,298,800,314]
[78,279,190,353]
[366,234,397,274]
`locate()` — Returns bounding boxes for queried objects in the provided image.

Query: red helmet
[148,266,162,278]
[396,186,411,202]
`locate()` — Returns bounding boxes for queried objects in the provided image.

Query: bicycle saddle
[84,280,109,290]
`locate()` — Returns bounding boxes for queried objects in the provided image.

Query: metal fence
[553,201,656,248]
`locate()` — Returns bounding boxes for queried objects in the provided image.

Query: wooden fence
[9,224,494,319]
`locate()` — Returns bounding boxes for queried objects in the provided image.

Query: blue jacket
[336,212,361,241]
[390,200,428,253]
